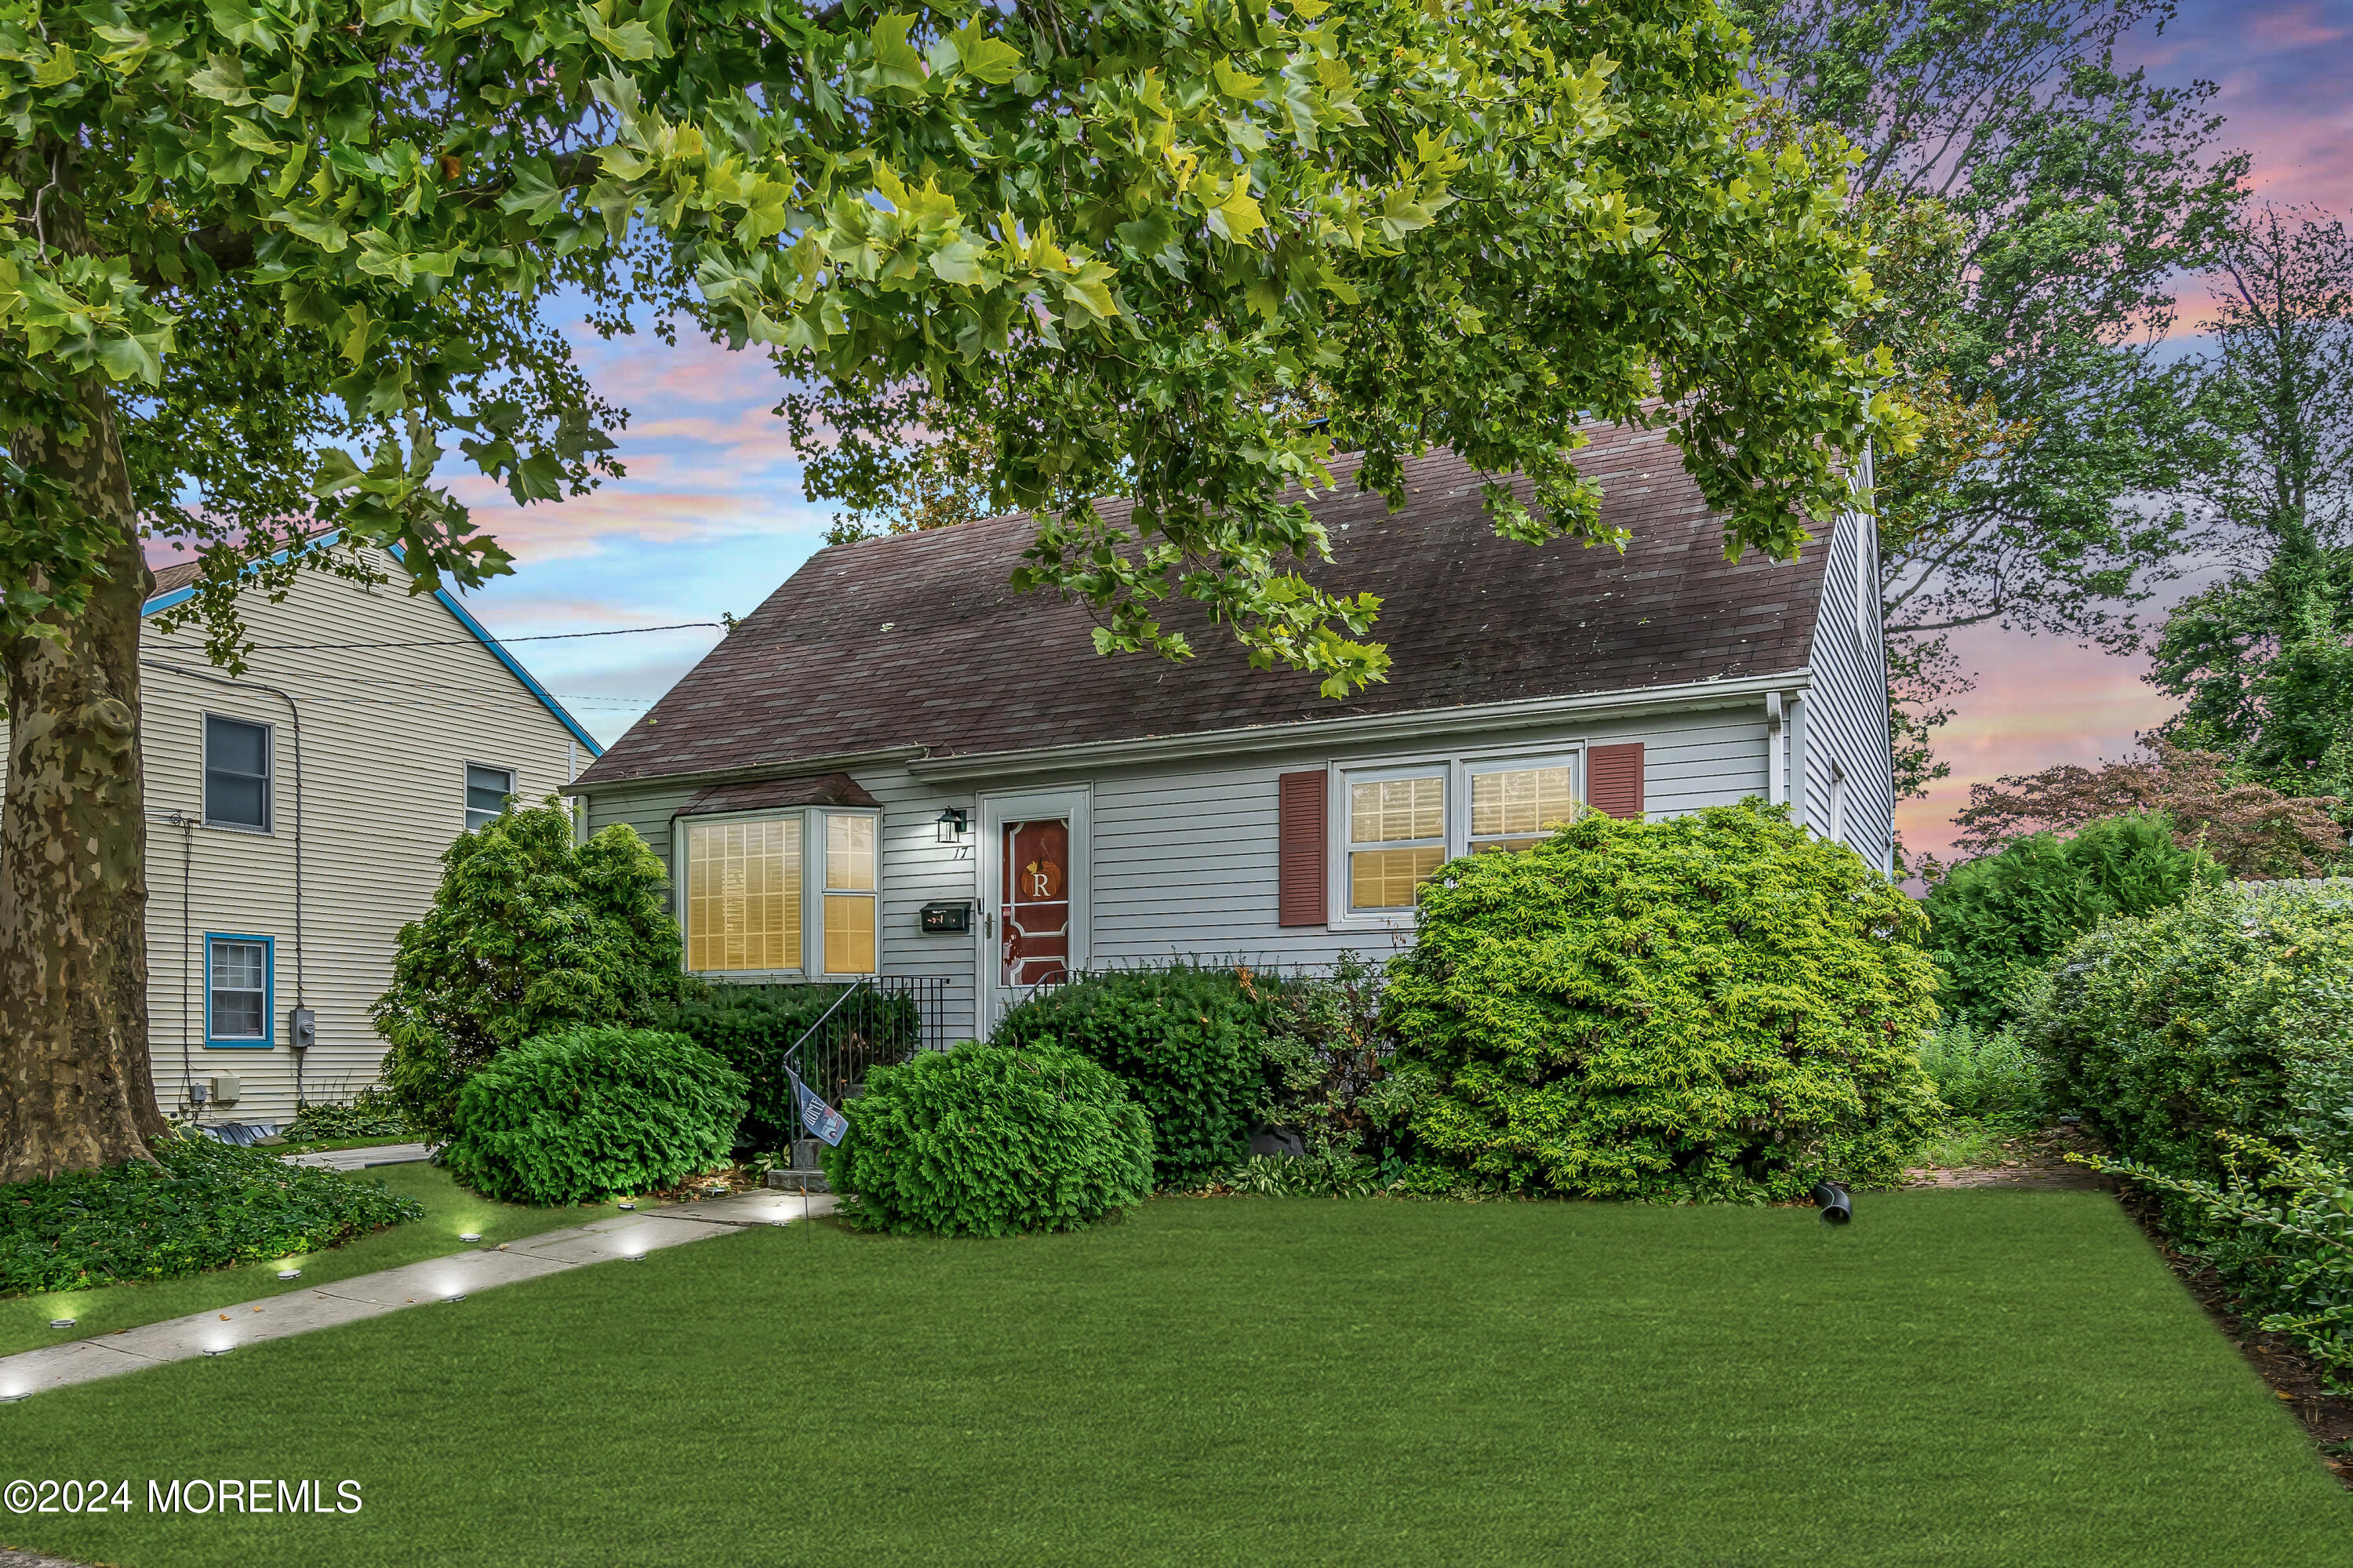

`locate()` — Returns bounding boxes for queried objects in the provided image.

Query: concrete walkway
[0,1190,833,1402]
[281,1141,435,1171]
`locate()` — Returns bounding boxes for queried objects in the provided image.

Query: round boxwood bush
[1387,802,1942,1200]
[991,964,1264,1188]
[2024,881,2353,1182]
[822,1041,1152,1237]
[443,1028,747,1204]
[1923,812,2224,1028]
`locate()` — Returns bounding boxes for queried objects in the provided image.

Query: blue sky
[437,0,2353,854]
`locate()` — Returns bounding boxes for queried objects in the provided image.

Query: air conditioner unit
[208,1074,243,1106]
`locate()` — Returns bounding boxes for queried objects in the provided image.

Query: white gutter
[907,670,1815,784]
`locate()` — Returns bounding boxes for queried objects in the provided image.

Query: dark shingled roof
[577,427,1830,790]
[680,772,882,815]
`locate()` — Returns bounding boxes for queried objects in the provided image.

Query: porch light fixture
[935,807,969,844]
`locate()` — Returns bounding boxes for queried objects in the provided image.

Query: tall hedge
[1388,802,1941,1200]
[991,965,1265,1188]
[673,984,922,1151]
[2024,882,2353,1183]
[373,802,683,1141]
[1923,812,2224,1028]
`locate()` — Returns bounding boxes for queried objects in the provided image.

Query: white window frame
[1326,743,1585,930]
[201,712,274,834]
[818,808,883,977]
[464,762,518,832]
[671,806,885,980]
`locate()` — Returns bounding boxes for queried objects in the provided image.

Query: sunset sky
[427,0,2352,858]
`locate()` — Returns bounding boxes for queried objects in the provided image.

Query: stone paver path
[0,1191,833,1402]
[280,1141,435,1171]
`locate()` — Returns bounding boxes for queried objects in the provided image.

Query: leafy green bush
[283,1087,415,1143]
[822,1041,1152,1237]
[672,984,921,1150]
[2024,882,2353,1184]
[2099,1065,2353,1388]
[1924,812,2224,1028]
[1248,952,1415,1170]
[992,964,1265,1188]
[373,802,683,1141]
[1,1134,424,1295]
[1220,1153,1387,1199]
[1915,1020,2046,1130]
[442,1029,747,1205]
[1388,802,1942,1201]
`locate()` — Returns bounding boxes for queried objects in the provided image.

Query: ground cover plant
[1391,802,1942,1200]
[444,1029,747,1206]
[0,1163,646,1359]
[8,1195,2352,1567]
[374,806,684,1141]
[0,1134,421,1297]
[824,1042,1151,1238]
[994,965,1265,1187]
[1924,811,2226,1028]
[1915,1020,2047,1130]
[281,1089,417,1145]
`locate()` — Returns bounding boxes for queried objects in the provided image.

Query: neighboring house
[0,543,601,1125]
[569,427,1894,1041]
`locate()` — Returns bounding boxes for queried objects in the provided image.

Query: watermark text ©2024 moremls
[5,1478,363,1515]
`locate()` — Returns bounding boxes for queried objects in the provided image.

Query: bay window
[680,808,880,977]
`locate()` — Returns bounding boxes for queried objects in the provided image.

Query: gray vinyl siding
[582,699,1779,1040]
[1797,500,1897,871]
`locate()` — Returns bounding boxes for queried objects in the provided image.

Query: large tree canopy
[0,0,1906,1181]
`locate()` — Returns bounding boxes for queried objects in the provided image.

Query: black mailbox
[920,900,973,935]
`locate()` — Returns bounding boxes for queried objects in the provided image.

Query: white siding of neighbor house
[1795,498,1898,872]
[582,700,1778,1042]
[0,548,591,1125]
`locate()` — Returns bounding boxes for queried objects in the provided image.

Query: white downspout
[1765,691,1785,807]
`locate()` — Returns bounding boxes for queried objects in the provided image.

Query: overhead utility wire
[244,620,725,652]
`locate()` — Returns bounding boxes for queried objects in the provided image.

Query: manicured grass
[7,1191,2351,1567]
[0,1164,639,1358]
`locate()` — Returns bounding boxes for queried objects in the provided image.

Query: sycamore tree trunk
[0,374,167,1183]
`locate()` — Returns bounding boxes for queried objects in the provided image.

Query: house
[0,542,601,1125]
[567,427,1893,1041]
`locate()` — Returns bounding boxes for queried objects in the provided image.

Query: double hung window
[824,815,878,975]
[465,765,517,831]
[205,936,271,1046]
[203,715,271,831]
[1338,751,1582,917]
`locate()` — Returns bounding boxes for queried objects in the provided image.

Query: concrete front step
[766,1168,831,1194]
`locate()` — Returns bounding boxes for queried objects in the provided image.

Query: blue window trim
[144,532,604,759]
[202,933,275,1050]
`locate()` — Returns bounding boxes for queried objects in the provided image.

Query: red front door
[1001,819,1071,987]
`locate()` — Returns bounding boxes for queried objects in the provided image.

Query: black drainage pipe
[1813,1181,1852,1225]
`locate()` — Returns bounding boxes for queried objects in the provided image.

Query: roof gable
[579,427,1830,789]
[141,537,602,757]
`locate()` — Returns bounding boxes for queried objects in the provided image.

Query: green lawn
[0,1164,642,1358]
[5,1191,2348,1567]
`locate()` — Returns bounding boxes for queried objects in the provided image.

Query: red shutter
[1587,743,1646,820]
[1278,769,1329,926]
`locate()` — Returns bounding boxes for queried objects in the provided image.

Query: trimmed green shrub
[373,802,684,1141]
[672,984,921,1151]
[2,1134,424,1296]
[822,1041,1152,1237]
[1924,812,2224,1028]
[1388,802,1942,1201]
[1915,1020,2046,1130]
[2024,881,2353,1184]
[442,1028,747,1205]
[992,964,1265,1188]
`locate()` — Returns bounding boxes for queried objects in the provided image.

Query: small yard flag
[787,1068,849,1147]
